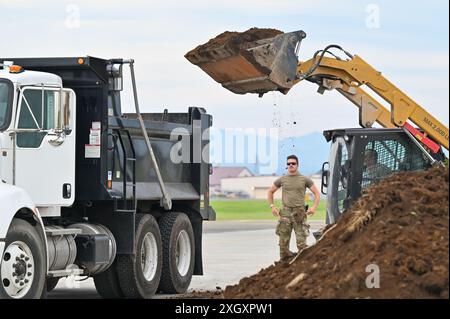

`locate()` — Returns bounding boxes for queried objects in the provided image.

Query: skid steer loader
[186,28,448,224]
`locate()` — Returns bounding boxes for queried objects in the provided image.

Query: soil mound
[223,166,449,299]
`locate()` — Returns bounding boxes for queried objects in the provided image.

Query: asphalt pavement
[48,220,325,299]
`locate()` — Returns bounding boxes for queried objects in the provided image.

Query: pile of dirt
[181,289,224,299]
[222,166,449,299]
[185,27,283,61]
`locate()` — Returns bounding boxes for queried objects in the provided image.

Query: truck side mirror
[57,90,75,135]
[48,89,75,146]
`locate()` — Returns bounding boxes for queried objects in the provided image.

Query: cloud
[1,0,447,135]
[0,0,350,16]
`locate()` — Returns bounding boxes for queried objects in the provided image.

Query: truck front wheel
[116,214,162,299]
[0,218,46,299]
[158,212,195,294]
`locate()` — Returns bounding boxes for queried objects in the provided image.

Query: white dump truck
[0,58,215,299]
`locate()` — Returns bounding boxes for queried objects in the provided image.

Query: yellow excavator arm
[296,55,449,151]
[185,29,449,152]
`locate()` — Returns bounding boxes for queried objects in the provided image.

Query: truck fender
[0,183,48,272]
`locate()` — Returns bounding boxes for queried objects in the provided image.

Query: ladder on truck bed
[114,129,137,213]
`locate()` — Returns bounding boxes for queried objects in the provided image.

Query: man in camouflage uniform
[268,155,321,260]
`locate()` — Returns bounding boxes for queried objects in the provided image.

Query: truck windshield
[0,82,11,130]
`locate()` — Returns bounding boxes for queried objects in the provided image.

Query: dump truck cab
[321,128,446,224]
[0,65,76,213]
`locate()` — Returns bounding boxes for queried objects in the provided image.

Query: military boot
[280,249,296,261]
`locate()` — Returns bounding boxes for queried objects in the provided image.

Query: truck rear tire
[158,212,195,294]
[0,218,46,299]
[93,260,123,299]
[116,214,162,299]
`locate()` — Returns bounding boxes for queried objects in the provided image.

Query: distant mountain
[210,130,330,176]
[275,132,330,176]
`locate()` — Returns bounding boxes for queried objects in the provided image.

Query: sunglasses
[287,162,298,166]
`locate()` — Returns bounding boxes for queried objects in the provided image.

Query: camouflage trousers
[275,207,310,259]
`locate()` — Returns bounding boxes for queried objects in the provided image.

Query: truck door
[13,86,76,208]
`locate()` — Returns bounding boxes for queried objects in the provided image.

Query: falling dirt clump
[222,166,449,299]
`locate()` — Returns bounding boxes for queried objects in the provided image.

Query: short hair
[287,155,299,164]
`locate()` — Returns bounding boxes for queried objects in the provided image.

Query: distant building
[221,175,281,200]
[209,166,253,194]
[220,172,325,200]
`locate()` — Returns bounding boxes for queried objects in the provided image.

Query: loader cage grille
[361,138,429,189]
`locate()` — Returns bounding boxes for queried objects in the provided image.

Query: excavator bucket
[185,28,306,96]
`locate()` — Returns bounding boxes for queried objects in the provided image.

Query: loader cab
[321,128,442,224]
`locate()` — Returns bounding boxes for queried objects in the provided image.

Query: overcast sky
[1,0,448,138]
